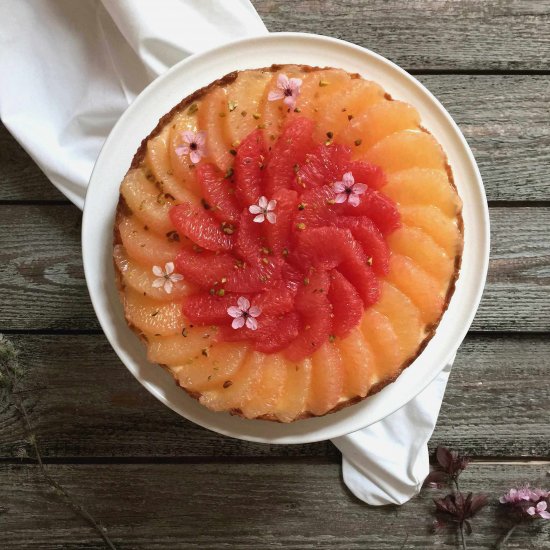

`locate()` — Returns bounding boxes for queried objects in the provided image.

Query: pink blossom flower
[227,297,262,330]
[526,500,550,519]
[175,130,206,164]
[499,485,549,504]
[249,196,277,224]
[333,172,367,207]
[267,74,302,109]
[152,262,183,294]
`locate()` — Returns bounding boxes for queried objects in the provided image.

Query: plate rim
[82,31,490,444]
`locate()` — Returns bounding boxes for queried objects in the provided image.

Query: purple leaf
[470,494,489,515]
[436,446,452,470]
[423,470,449,488]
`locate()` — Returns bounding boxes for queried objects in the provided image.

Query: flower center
[345,187,352,195]
[283,87,293,97]
[190,142,198,150]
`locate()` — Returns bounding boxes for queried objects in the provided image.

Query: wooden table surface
[1,1,549,548]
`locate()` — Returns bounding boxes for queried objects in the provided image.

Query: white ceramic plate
[82,32,489,444]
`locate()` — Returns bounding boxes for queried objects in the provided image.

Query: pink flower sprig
[227,297,262,330]
[249,196,277,224]
[175,130,206,164]
[267,74,302,109]
[333,172,367,207]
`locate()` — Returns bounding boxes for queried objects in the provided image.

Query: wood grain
[254,0,550,71]
[2,75,549,202]
[0,124,64,202]
[1,205,549,332]
[1,461,549,549]
[1,333,548,460]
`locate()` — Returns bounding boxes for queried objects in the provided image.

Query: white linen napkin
[0,0,451,506]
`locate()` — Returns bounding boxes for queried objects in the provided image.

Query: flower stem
[496,524,518,549]
[459,522,468,550]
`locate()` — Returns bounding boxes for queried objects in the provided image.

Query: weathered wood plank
[0,124,65,202]
[2,75,549,202]
[1,205,549,331]
[1,461,549,549]
[419,75,550,202]
[254,0,550,71]
[1,333,548,459]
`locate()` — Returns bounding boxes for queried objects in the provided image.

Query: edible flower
[249,196,277,224]
[152,262,183,294]
[268,74,302,109]
[175,130,206,164]
[227,297,262,330]
[333,172,367,207]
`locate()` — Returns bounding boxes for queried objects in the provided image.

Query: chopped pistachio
[294,107,301,113]
[224,167,234,179]
[298,202,306,210]
[296,222,306,231]
[229,148,237,156]
[187,103,198,115]
[354,138,363,146]
[319,79,329,87]
[217,289,225,297]
[228,100,238,112]
[252,112,261,120]
[293,163,300,174]
[329,335,336,343]
[303,277,310,286]
[282,248,289,257]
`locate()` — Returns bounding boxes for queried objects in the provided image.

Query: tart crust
[114,65,464,422]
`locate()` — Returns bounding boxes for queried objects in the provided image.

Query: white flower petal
[232,316,245,329]
[164,280,173,294]
[348,193,361,207]
[175,145,188,157]
[227,306,242,318]
[152,265,164,277]
[182,130,196,144]
[190,150,202,164]
[170,273,184,282]
[194,131,207,146]
[258,196,268,209]
[352,183,367,195]
[283,95,296,108]
[527,507,536,516]
[165,262,175,274]
[249,204,263,214]
[248,306,262,318]
[267,200,277,211]
[277,73,290,89]
[334,193,347,204]
[268,90,285,101]
[237,296,250,311]
[333,181,346,193]
[266,211,277,224]
[342,171,355,186]
[152,278,165,288]
[288,77,303,91]
[253,213,265,223]
[246,316,258,331]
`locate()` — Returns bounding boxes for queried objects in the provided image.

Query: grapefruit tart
[113,65,463,422]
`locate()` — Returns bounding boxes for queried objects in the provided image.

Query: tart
[114,65,463,422]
